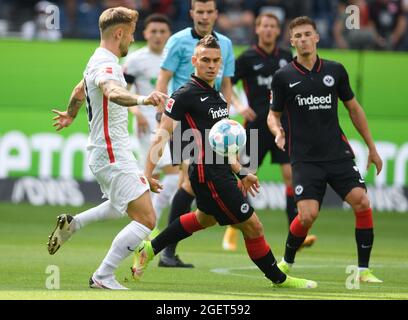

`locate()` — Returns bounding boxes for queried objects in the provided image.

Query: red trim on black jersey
[185,113,205,183]
[253,45,267,58]
[316,58,323,72]
[207,181,239,224]
[291,61,306,75]
[102,96,115,163]
[286,105,292,157]
[191,78,208,90]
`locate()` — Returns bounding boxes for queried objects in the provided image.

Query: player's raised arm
[343,98,383,175]
[267,110,285,151]
[144,113,176,192]
[52,79,85,131]
[99,79,168,108]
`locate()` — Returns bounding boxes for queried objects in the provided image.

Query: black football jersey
[164,75,230,182]
[270,56,355,163]
[233,45,292,123]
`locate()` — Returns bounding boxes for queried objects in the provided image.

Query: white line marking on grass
[210,262,408,279]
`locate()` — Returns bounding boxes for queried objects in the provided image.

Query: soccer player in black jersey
[222,12,316,251]
[268,16,383,283]
[131,35,317,289]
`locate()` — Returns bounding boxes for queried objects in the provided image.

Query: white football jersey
[83,47,133,167]
[123,46,162,129]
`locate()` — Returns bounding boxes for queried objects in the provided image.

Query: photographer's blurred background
[1,0,408,50]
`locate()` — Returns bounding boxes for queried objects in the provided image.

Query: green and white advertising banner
[1,40,407,211]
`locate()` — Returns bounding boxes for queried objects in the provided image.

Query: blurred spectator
[310,0,337,48]
[21,1,62,41]
[248,0,289,46]
[216,0,254,45]
[369,0,407,49]
[333,0,378,49]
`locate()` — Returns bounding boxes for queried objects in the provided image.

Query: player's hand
[240,174,260,197]
[367,148,383,175]
[240,107,257,122]
[146,176,163,193]
[136,113,149,137]
[144,91,168,111]
[52,109,74,131]
[274,127,286,151]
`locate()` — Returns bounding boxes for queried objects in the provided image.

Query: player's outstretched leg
[159,184,195,268]
[133,210,213,279]
[237,213,317,289]
[47,214,75,255]
[47,201,124,255]
[285,184,317,251]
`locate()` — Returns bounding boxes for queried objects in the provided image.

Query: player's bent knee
[351,193,371,212]
[297,214,316,228]
[239,216,264,238]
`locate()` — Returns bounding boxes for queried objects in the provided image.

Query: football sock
[95,221,151,277]
[284,215,310,264]
[73,200,123,232]
[152,174,178,223]
[245,236,286,284]
[355,208,374,268]
[162,188,195,257]
[152,212,204,255]
[285,186,297,225]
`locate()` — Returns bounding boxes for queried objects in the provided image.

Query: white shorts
[134,120,173,173]
[90,161,150,215]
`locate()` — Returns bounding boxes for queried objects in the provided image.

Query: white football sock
[153,174,178,223]
[73,201,123,232]
[95,221,151,277]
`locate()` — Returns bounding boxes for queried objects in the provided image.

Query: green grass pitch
[0,203,407,300]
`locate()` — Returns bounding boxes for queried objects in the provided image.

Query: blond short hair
[99,7,139,34]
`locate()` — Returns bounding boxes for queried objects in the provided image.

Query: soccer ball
[208,119,246,156]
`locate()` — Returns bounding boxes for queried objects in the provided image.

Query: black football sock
[284,232,306,264]
[355,228,374,268]
[162,188,194,257]
[152,212,203,255]
[286,193,297,225]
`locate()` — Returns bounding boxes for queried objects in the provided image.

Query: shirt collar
[190,74,216,91]
[97,47,119,63]
[191,28,219,40]
[254,44,279,58]
[291,55,322,75]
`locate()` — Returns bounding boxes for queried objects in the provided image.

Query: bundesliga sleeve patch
[104,67,113,74]
[165,98,175,113]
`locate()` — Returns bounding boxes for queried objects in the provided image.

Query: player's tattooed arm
[343,98,383,174]
[99,79,168,107]
[67,79,86,118]
[267,110,285,151]
[52,79,85,131]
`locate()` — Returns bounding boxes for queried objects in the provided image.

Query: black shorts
[244,121,289,168]
[189,169,254,226]
[291,158,366,205]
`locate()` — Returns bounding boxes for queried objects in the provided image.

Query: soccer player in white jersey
[47,7,167,290]
[123,14,178,232]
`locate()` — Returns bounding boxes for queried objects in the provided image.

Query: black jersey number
[84,79,93,123]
